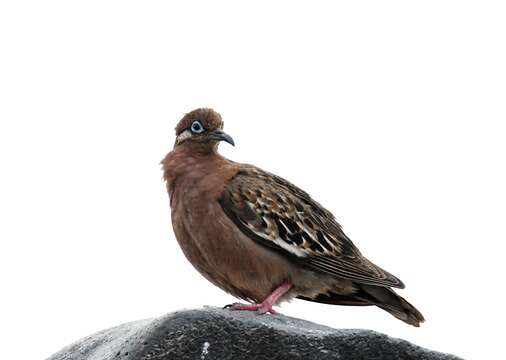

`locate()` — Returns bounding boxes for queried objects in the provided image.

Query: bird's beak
[208,129,235,146]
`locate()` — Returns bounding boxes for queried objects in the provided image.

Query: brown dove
[162,108,424,326]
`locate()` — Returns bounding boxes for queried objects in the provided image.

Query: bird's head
[174,108,235,153]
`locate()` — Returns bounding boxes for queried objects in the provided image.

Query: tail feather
[361,284,425,327]
[298,284,425,327]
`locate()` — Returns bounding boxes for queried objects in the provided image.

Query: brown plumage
[162,108,425,326]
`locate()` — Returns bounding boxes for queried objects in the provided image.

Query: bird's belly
[171,199,294,302]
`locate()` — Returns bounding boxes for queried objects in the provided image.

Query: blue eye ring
[190,120,204,134]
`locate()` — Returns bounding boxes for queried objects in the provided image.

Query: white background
[1,1,505,359]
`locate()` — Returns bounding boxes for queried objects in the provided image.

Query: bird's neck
[161,145,231,200]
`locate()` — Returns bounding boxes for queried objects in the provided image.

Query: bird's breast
[167,163,295,302]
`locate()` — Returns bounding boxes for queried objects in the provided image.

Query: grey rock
[47,307,462,360]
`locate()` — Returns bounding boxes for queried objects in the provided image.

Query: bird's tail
[361,284,425,327]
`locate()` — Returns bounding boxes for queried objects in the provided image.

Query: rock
[47,307,462,360]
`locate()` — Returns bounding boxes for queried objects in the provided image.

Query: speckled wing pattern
[219,167,405,289]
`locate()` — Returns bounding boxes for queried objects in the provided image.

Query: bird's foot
[226,302,278,314]
[223,281,292,315]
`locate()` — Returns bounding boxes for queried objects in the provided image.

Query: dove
[162,108,424,326]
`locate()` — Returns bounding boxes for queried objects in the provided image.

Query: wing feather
[219,167,405,289]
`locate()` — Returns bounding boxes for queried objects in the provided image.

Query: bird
[162,108,425,327]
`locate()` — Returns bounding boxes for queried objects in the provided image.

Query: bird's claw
[225,302,277,314]
[223,282,290,315]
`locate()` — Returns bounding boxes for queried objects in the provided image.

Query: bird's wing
[219,167,405,289]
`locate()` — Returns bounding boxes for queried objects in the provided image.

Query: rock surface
[47,307,462,360]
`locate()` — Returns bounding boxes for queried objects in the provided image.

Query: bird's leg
[226,282,292,314]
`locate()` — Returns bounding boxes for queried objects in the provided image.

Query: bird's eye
[190,120,204,134]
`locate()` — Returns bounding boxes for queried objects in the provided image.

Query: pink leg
[227,282,292,314]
